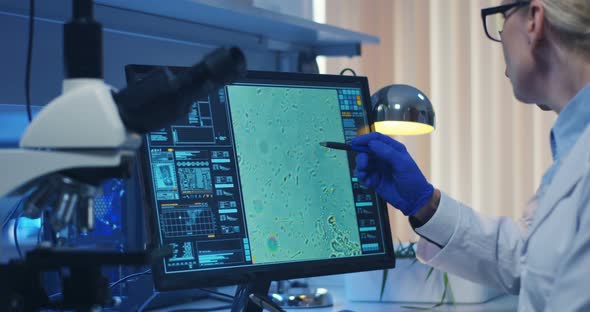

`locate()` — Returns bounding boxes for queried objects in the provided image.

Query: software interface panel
[143,76,385,274]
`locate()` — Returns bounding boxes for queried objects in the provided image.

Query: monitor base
[231,280,273,312]
[270,280,333,309]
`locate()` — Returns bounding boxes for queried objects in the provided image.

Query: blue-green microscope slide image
[227,85,362,264]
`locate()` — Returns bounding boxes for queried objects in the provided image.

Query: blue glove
[351,132,434,216]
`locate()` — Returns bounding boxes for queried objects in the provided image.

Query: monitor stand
[229,279,333,312]
[231,279,272,312]
[270,280,334,309]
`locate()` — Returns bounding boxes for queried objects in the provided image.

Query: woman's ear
[527,0,546,50]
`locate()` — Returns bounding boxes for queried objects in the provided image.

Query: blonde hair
[540,0,590,57]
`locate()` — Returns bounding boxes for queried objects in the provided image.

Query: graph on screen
[160,204,216,238]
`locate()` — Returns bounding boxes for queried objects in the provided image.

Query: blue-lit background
[73,178,125,246]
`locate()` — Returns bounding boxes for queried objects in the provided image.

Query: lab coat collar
[549,83,590,162]
[524,124,590,251]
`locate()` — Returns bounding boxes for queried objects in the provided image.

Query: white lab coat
[416,124,590,311]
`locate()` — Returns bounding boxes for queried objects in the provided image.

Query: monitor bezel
[128,67,396,291]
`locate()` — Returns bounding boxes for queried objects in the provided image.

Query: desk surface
[151,286,518,312]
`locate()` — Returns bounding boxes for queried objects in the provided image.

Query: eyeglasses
[481,1,530,42]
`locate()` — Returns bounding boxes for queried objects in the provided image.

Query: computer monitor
[126,67,395,307]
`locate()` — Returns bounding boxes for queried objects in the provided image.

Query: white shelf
[2,0,378,56]
[95,0,379,55]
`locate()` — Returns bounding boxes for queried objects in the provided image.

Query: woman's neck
[542,49,590,114]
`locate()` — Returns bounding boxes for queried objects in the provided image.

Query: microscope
[0,1,246,311]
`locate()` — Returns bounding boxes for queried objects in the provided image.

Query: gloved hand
[351,132,434,216]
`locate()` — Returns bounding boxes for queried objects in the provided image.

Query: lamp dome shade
[371,84,435,135]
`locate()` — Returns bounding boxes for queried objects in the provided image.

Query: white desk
[152,286,518,312]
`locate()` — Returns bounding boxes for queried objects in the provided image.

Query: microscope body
[1,78,140,193]
[0,78,141,232]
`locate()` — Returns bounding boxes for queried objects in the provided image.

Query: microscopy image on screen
[227,85,361,264]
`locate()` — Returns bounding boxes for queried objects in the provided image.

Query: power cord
[339,68,357,76]
[109,269,235,302]
[109,268,152,289]
[1,199,23,231]
[25,0,36,122]
[168,306,232,312]
[14,212,23,259]
[36,216,43,244]
[167,291,234,312]
[109,270,234,311]
[46,256,236,310]
[48,268,154,304]
[195,288,235,301]
[51,268,235,312]
[134,285,235,311]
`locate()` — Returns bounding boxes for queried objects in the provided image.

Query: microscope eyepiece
[114,46,247,134]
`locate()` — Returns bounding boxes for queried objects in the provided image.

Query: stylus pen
[249,293,285,312]
[319,141,370,153]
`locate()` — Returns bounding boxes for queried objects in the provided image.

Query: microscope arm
[0,149,132,197]
[1,78,141,198]
[20,79,142,150]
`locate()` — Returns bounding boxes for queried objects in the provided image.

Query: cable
[36,216,43,244]
[137,291,158,312]
[109,269,152,289]
[25,0,36,122]
[166,290,234,312]
[168,305,232,312]
[14,213,23,259]
[196,288,234,301]
[135,287,234,311]
[108,269,235,310]
[1,199,23,231]
[339,68,357,76]
[108,269,235,300]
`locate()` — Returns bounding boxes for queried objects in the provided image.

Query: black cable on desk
[14,212,23,259]
[196,288,235,301]
[136,287,234,311]
[1,199,23,231]
[165,289,234,311]
[25,0,36,122]
[109,268,152,289]
[168,305,232,312]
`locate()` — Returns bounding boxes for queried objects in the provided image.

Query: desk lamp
[371,84,435,135]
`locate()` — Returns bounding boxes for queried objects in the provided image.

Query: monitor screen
[126,68,395,291]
